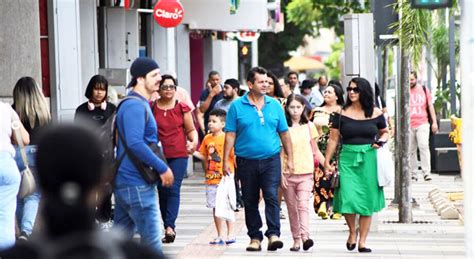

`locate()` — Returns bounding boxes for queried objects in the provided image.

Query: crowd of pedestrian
[0,55,436,257]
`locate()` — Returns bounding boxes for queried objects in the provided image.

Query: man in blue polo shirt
[223,67,294,252]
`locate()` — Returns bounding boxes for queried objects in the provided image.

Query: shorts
[206,185,218,208]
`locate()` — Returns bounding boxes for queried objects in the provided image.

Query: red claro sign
[153,0,184,28]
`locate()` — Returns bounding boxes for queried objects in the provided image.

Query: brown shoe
[246,239,262,251]
[267,235,284,251]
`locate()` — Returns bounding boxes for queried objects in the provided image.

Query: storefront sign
[236,31,260,42]
[154,0,184,28]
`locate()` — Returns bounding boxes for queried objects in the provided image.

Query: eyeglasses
[346,86,360,93]
[160,84,176,91]
[256,109,265,126]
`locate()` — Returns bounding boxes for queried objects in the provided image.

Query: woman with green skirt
[324,77,389,253]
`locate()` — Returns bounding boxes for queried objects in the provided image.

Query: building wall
[0,0,41,98]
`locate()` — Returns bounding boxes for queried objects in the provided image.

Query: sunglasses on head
[160,84,176,90]
[346,86,360,93]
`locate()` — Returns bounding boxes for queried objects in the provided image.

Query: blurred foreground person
[0,125,163,258]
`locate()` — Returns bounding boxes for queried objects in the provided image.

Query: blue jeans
[113,184,163,256]
[14,145,37,171]
[14,146,41,236]
[0,152,21,250]
[237,153,282,241]
[16,187,40,236]
[157,157,188,230]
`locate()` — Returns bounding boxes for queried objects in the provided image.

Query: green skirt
[333,144,385,216]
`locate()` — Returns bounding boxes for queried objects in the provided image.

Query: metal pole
[449,14,457,115]
[460,0,474,257]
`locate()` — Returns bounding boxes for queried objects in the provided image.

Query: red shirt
[152,101,191,158]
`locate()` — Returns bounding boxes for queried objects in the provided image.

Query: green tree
[286,0,369,36]
[258,3,306,75]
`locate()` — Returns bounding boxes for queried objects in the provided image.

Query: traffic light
[411,0,453,9]
[239,42,251,64]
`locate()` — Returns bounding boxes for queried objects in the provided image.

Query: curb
[428,188,461,220]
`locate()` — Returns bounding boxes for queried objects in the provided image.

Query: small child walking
[281,94,325,252]
[194,109,236,245]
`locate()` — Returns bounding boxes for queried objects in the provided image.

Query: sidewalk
[163,163,465,258]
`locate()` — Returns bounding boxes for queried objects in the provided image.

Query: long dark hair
[267,71,284,98]
[285,94,309,127]
[13,76,51,128]
[345,77,374,118]
[320,84,345,107]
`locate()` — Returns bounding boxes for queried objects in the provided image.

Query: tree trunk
[398,47,412,223]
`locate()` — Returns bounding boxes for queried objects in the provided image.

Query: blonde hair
[13,77,51,128]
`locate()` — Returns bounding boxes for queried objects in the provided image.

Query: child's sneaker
[209,237,225,245]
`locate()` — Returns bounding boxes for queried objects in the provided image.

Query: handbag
[307,124,319,169]
[117,128,166,184]
[12,121,36,199]
[377,144,394,187]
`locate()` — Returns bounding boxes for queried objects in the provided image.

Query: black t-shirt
[11,104,49,145]
[199,88,224,131]
[330,113,386,145]
[74,102,117,128]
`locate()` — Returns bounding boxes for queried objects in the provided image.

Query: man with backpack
[409,71,438,181]
[114,57,174,255]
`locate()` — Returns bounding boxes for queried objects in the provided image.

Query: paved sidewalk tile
[163,164,465,258]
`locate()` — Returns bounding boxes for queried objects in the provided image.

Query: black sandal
[302,238,314,251]
[289,246,300,252]
[162,230,176,243]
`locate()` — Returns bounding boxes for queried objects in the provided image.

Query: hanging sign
[236,31,260,42]
[153,0,184,28]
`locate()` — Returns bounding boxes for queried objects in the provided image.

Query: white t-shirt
[0,102,19,157]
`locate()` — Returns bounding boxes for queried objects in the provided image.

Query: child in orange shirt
[194,109,235,245]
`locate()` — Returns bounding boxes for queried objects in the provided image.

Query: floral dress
[311,108,339,215]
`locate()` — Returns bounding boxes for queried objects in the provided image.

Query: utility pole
[397,47,412,223]
[460,0,473,257]
[396,4,412,223]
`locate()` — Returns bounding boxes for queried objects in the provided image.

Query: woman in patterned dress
[310,83,345,219]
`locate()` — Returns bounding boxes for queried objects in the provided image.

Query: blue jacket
[115,91,168,187]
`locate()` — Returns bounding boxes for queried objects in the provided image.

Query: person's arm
[279,131,294,174]
[183,111,198,154]
[324,128,340,173]
[199,86,219,113]
[11,120,30,146]
[223,132,236,176]
[195,105,206,135]
[372,108,390,148]
[428,103,438,133]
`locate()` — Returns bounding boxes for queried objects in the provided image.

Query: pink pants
[282,173,314,241]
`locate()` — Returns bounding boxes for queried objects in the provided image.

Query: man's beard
[223,94,233,100]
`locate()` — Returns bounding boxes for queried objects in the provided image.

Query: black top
[11,104,48,145]
[330,113,386,145]
[199,88,224,131]
[74,102,117,128]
